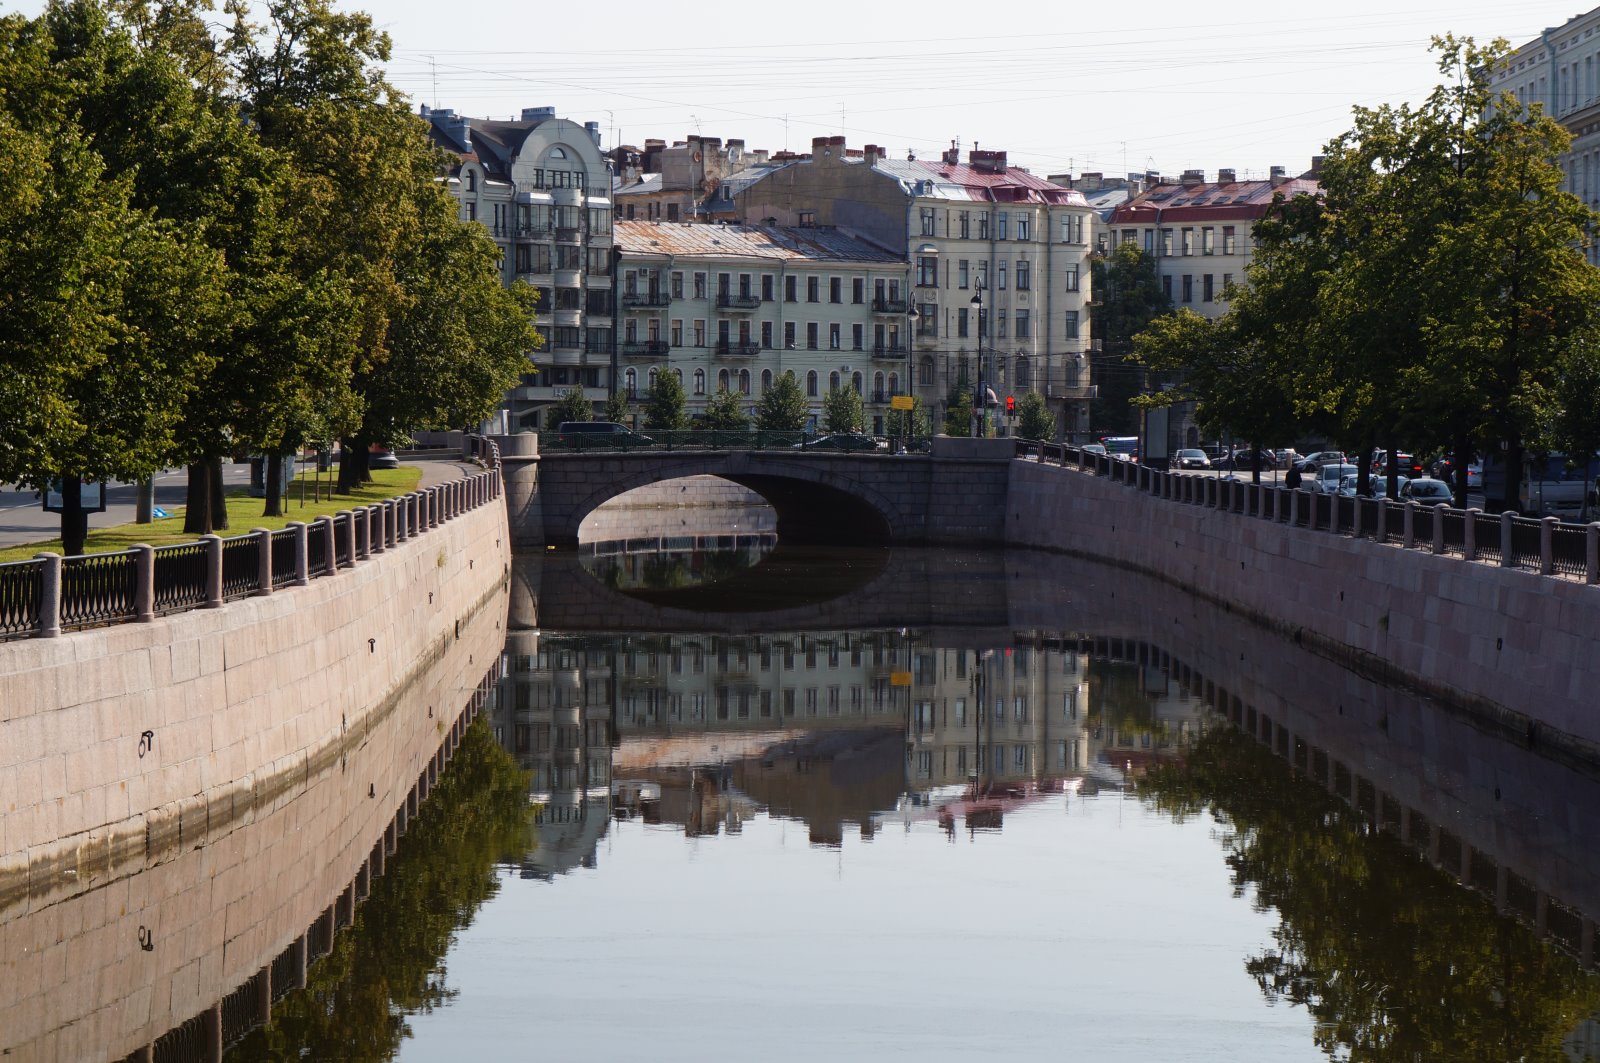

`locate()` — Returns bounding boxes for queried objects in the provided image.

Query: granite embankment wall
[1006,460,1600,762]
[0,491,511,1060]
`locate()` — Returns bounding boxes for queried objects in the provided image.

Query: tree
[548,387,594,427]
[943,388,974,437]
[701,388,749,431]
[602,390,631,425]
[643,370,689,431]
[1015,391,1055,441]
[1090,244,1171,435]
[754,372,808,431]
[886,397,931,445]
[822,384,864,434]
[1540,332,1600,519]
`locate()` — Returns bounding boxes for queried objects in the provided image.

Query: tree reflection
[228,720,532,1062]
[1140,727,1600,1062]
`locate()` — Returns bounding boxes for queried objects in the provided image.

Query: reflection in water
[581,532,776,593]
[227,722,531,1063]
[578,539,891,612]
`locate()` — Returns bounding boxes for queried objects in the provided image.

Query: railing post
[1464,508,1479,562]
[1402,501,1416,549]
[1351,496,1365,538]
[290,521,309,585]
[393,497,406,543]
[321,517,337,577]
[338,510,357,564]
[1500,511,1514,568]
[255,527,273,595]
[133,544,155,622]
[35,552,62,638]
[370,504,385,554]
[1376,499,1388,542]
[1541,516,1557,576]
[202,534,224,608]
[1587,522,1600,584]
[1432,504,1447,554]
[1309,491,1321,532]
[355,508,370,561]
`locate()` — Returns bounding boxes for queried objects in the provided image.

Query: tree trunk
[59,474,88,558]
[1250,442,1262,485]
[1385,443,1400,501]
[1452,433,1471,510]
[209,457,228,530]
[183,462,213,535]
[1503,436,1525,516]
[263,448,285,519]
[336,436,370,494]
[1355,433,1374,499]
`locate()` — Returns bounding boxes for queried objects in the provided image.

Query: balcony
[621,292,671,308]
[1045,383,1098,400]
[715,293,762,311]
[555,227,582,243]
[871,344,908,359]
[872,297,909,314]
[553,269,583,289]
[515,225,552,241]
[715,339,760,356]
[620,340,669,357]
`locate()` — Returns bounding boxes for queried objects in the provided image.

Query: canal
[208,529,1600,1063]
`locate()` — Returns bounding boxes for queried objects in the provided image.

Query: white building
[425,105,615,430]
[613,220,911,431]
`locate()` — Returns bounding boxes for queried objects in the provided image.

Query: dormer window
[550,146,568,160]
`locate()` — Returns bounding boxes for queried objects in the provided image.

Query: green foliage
[602,389,631,425]
[548,387,595,427]
[821,384,865,434]
[643,370,689,431]
[701,387,750,431]
[229,719,532,1062]
[1091,243,1171,435]
[944,388,974,436]
[754,372,808,431]
[886,396,931,441]
[1015,390,1055,441]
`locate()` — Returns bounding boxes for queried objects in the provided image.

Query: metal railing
[2,437,505,641]
[1016,439,1600,588]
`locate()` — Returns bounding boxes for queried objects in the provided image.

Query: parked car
[1430,457,1483,489]
[1273,449,1300,469]
[1294,450,1346,472]
[794,433,882,452]
[1370,450,1422,477]
[1307,463,1359,493]
[1082,443,1108,457]
[1218,448,1276,471]
[1173,448,1211,470]
[1338,473,1407,498]
[555,421,654,449]
[1399,478,1454,505]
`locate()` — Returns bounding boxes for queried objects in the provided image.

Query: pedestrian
[1285,463,1302,490]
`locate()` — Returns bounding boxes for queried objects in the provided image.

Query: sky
[12,0,1583,179]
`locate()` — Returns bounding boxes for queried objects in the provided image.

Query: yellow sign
[890,395,915,411]
[890,671,913,686]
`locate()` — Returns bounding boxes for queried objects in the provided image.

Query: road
[0,457,474,550]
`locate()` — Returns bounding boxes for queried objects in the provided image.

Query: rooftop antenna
[426,54,437,109]
[691,113,702,137]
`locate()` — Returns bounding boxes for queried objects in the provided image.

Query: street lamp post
[970,285,987,437]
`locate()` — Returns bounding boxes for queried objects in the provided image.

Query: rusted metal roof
[872,159,1086,206]
[614,221,901,262]
[1110,178,1320,224]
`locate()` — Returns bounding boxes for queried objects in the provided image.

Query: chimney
[1217,168,1236,184]
[447,113,471,151]
[1308,155,1326,176]
[1079,172,1103,190]
[520,106,556,122]
[584,120,601,146]
[1270,164,1287,187]
[969,148,1008,173]
[864,143,878,163]
[1181,168,1204,187]
[943,141,961,166]
[727,138,745,156]
[1145,169,1161,186]
[812,135,829,157]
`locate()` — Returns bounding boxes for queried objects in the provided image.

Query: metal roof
[870,158,1086,206]
[1110,178,1320,224]
[614,221,901,263]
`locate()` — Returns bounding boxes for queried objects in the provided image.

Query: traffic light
[1005,395,1015,414]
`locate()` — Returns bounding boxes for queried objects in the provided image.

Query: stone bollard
[1432,504,1447,554]
[1310,491,1321,532]
[1402,502,1416,549]
[339,510,357,565]
[33,553,62,637]
[255,527,274,594]
[202,534,224,607]
[1541,516,1557,576]
[289,521,309,585]
[1500,511,1515,568]
[1464,508,1479,562]
[133,544,155,622]
[1587,523,1600,584]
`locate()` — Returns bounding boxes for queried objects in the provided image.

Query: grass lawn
[0,467,425,564]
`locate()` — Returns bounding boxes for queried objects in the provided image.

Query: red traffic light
[1005,395,1015,413]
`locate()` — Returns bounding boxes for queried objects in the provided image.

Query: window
[976,261,988,290]
[807,277,820,302]
[718,273,731,299]
[465,170,476,192]
[1016,260,1030,291]
[693,369,706,395]
[1203,274,1214,302]
[1016,356,1031,386]
[959,211,970,238]
[997,213,1008,240]
[957,307,969,338]
[806,322,818,349]
[671,320,683,346]
[852,277,865,304]
[762,274,774,301]
[1162,275,1173,300]
[1161,229,1173,256]
[829,371,841,392]
[916,256,937,287]
[920,207,936,236]
[624,318,637,343]
[717,319,731,345]
[785,275,797,302]
[797,209,816,226]
[761,321,773,348]
[671,272,684,299]
[852,323,864,350]
[997,262,1007,290]
[1222,226,1236,254]
[1222,272,1233,292]
[739,273,752,298]
[997,309,1007,339]
[1182,275,1193,303]
[694,319,706,346]
[806,370,819,397]
[1181,228,1194,256]
[958,260,969,289]
[917,303,937,336]
[466,202,476,222]
[666,202,679,221]
[1202,227,1215,255]
[830,277,842,303]
[1016,309,1030,339]
[784,321,796,348]
[694,272,707,299]
[1063,265,1080,293]
[1016,214,1030,241]
[919,356,934,385]
[717,368,729,392]
[624,368,637,397]
[978,213,990,239]
[829,323,841,349]
[762,369,773,392]
[1064,310,1079,337]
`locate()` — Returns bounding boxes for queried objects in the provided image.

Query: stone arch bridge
[499,438,1016,549]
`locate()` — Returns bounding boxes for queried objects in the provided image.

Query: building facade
[733,138,1098,440]
[425,105,615,431]
[613,220,912,431]
[1493,8,1600,265]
